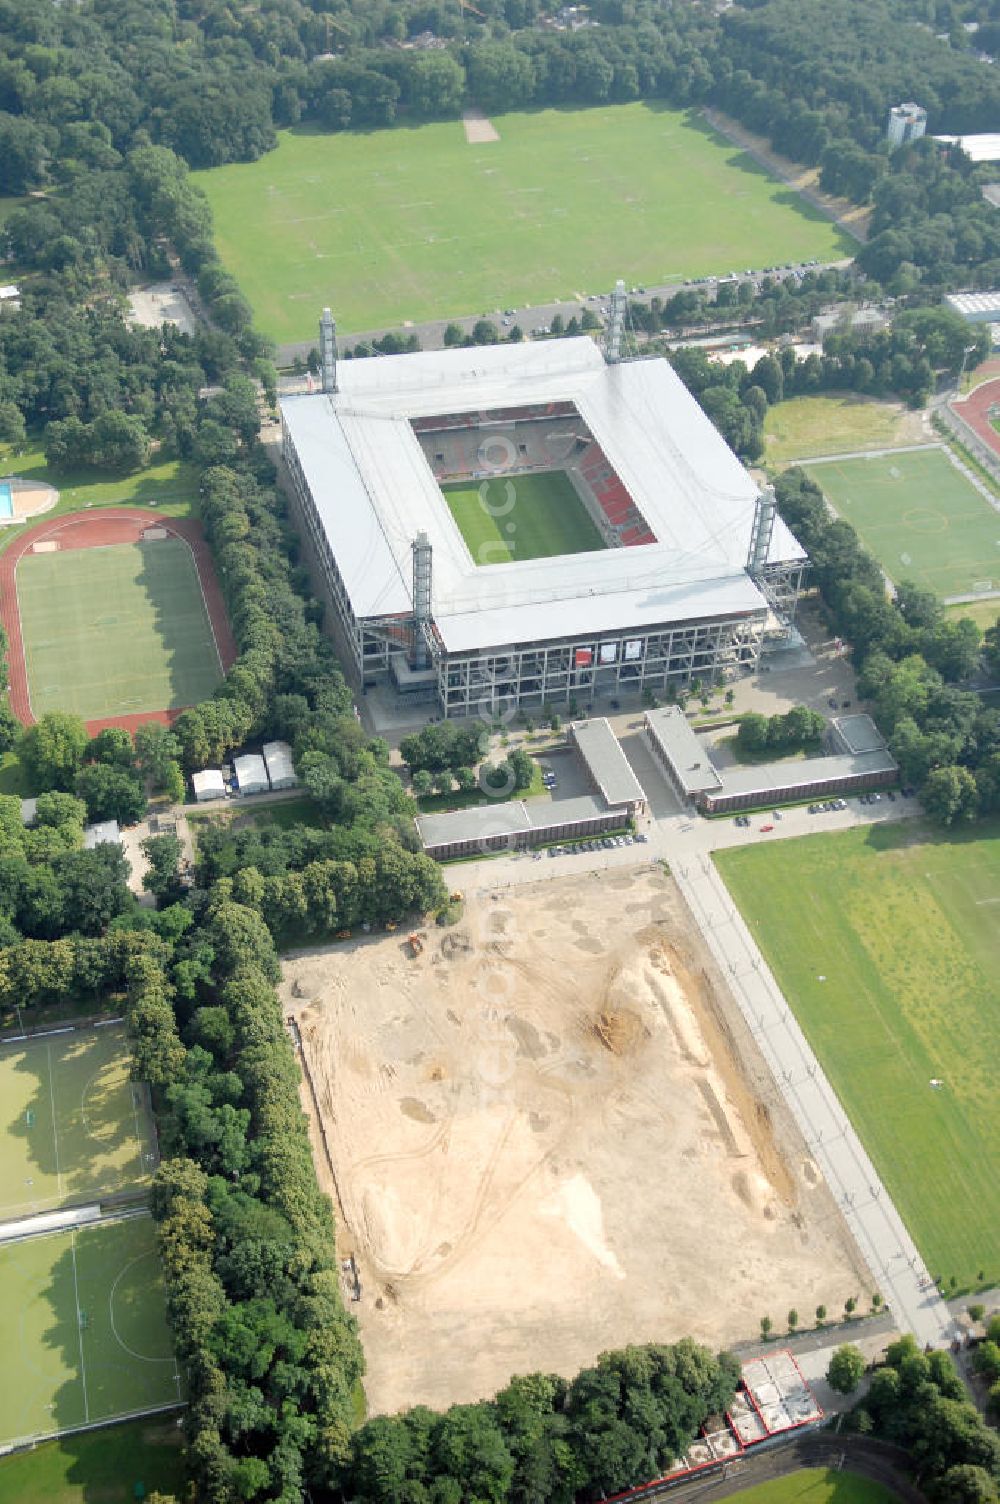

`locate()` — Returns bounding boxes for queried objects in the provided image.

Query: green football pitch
[17,538,223,720]
[0,1214,178,1447]
[727,1470,900,1503]
[803,446,1000,598]
[0,1024,156,1221]
[193,103,851,341]
[715,824,1000,1286]
[442,469,606,565]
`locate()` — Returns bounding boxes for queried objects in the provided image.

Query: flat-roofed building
[570,717,647,815]
[233,753,269,796]
[416,793,630,861]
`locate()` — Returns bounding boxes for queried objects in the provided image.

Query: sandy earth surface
[282,867,867,1415]
[462,108,500,144]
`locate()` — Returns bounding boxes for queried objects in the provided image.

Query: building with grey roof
[83,819,121,849]
[644,708,896,814]
[281,313,807,718]
[570,717,646,814]
[416,793,630,861]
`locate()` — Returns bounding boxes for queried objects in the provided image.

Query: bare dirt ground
[462,108,500,144]
[282,867,867,1416]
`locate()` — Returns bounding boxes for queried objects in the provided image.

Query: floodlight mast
[747,484,777,578]
[603,279,628,364]
[320,306,338,393]
[412,530,432,669]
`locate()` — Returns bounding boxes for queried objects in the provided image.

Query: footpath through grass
[803,446,1000,597]
[727,1469,901,1503]
[0,1416,184,1504]
[194,103,851,340]
[715,823,1000,1286]
[443,471,605,565]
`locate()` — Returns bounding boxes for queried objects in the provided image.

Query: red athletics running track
[950,376,1000,462]
[0,508,238,736]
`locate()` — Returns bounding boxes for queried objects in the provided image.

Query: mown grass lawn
[0,444,198,559]
[715,822,1000,1287]
[727,1468,901,1504]
[194,103,851,340]
[0,1417,184,1504]
[443,470,604,565]
[802,447,1000,598]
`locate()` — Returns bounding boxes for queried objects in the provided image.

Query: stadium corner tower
[280,302,807,718]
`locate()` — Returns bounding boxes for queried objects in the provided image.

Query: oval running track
[0,507,238,736]
[950,375,1000,462]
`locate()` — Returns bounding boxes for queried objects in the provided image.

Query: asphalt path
[456,783,955,1351]
[275,258,850,366]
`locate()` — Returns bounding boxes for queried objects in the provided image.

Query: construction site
[281,867,868,1416]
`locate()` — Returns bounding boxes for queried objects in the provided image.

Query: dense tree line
[850,1334,1000,1502]
[776,468,998,823]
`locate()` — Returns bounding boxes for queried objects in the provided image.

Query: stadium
[280,301,807,718]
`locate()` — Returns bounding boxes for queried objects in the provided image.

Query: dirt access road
[282,867,867,1415]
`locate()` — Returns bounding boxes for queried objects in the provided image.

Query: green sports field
[715,824,1000,1285]
[726,1469,900,1503]
[0,1024,156,1221]
[803,447,1000,597]
[0,1415,185,1504]
[193,104,851,341]
[0,1215,178,1447]
[443,469,605,565]
[17,538,223,720]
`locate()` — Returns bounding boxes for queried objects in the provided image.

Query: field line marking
[46,1041,62,1200]
[108,1250,176,1366]
[70,1231,90,1423]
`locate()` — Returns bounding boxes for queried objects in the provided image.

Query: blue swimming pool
[0,482,12,520]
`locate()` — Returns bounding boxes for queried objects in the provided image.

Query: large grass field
[194,104,851,341]
[804,446,1000,597]
[946,597,1000,631]
[0,1415,185,1504]
[0,1215,179,1448]
[715,823,1000,1285]
[0,1024,156,1221]
[442,469,605,564]
[18,538,223,720]
[764,395,919,465]
[727,1470,900,1503]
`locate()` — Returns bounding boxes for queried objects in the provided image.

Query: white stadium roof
[280,339,803,652]
[934,133,1000,163]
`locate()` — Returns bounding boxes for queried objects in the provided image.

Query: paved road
[275,259,848,365]
[455,776,955,1351]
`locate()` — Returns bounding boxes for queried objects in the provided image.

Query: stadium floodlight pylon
[603,279,628,364]
[412,530,433,670]
[320,306,338,393]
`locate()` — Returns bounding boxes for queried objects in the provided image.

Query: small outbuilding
[83,820,121,849]
[233,753,269,797]
[191,768,226,803]
[262,740,298,791]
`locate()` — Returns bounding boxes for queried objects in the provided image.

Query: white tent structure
[263,740,297,790]
[192,768,226,802]
[233,754,268,796]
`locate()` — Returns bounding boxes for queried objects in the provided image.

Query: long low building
[281,314,806,718]
[644,706,897,813]
[416,793,631,861]
[570,716,647,815]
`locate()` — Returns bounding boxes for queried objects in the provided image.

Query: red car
[759,823,774,833]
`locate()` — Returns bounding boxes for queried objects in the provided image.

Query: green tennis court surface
[0,1215,178,1447]
[716,824,1000,1285]
[0,1025,156,1221]
[18,539,223,720]
[443,470,606,565]
[803,447,1000,598]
